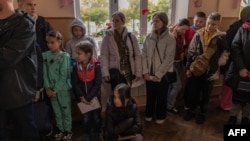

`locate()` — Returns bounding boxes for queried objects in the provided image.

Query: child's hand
[143,73,150,80]
[239,69,248,78]
[45,88,56,97]
[104,76,110,82]
[133,76,141,82]
[80,97,91,105]
[186,70,192,78]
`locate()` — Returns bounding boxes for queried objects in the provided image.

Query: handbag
[164,71,177,83]
[237,79,250,93]
[107,68,123,83]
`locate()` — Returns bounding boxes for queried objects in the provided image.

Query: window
[79,0,173,44]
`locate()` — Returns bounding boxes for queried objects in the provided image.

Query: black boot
[227,116,237,125]
[83,134,90,141]
[241,117,249,125]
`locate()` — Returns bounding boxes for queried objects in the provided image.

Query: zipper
[84,66,88,94]
[15,70,23,93]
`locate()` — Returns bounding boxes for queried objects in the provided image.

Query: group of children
[39,6,250,141]
[41,15,143,141]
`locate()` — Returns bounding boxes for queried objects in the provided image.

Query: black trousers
[0,103,40,141]
[145,79,168,120]
[185,73,213,113]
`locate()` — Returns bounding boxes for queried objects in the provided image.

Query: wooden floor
[10,78,230,141]
[9,100,230,141]
[68,100,228,141]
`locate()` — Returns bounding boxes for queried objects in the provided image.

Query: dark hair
[113,83,131,107]
[46,30,64,50]
[75,40,93,56]
[178,18,190,26]
[195,11,206,18]
[208,12,221,22]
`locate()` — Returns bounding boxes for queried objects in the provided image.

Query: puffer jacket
[142,29,176,79]
[100,27,142,78]
[103,97,143,141]
[71,59,102,102]
[0,10,37,110]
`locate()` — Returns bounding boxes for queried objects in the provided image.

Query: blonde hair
[112,11,126,23]
[207,12,221,22]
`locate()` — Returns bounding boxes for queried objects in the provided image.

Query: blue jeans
[167,62,182,109]
[0,103,39,141]
[82,108,102,134]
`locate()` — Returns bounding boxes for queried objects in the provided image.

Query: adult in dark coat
[225,20,250,125]
[0,0,39,140]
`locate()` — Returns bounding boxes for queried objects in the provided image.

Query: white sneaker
[184,106,190,110]
[155,119,165,124]
[145,117,152,122]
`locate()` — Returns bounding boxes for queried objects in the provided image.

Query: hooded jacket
[71,59,102,102]
[0,10,38,110]
[65,18,98,59]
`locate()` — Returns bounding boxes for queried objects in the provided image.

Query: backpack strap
[127,32,135,60]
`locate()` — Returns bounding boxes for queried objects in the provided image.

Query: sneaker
[62,132,73,141]
[183,111,195,121]
[53,131,64,141]
[155,119,165,124]
[45,127,53,137]
[145,117,152,122]
[167,107,178,114]
[184,106,190,111]
[195,113,205,124]
[227,116,237,125]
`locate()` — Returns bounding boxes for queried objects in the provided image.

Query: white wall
[173,0,189,24]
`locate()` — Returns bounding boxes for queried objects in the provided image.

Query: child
[142,11,176,124]
[183,11,206,110]
[43,30,72,140]
[184,12,229,124]
[66,18,98,66]
[167,18,190,114]
[103,83,143,141]
[71,41,102,141]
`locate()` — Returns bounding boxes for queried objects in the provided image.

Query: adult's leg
[0,110,9,141]
[155,80,168,120]
[11,103,39,141]
[145,81,156,118]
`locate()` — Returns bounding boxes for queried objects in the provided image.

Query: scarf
[113,29,133,86]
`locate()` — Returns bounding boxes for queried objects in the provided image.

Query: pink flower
[142,8,149,15]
